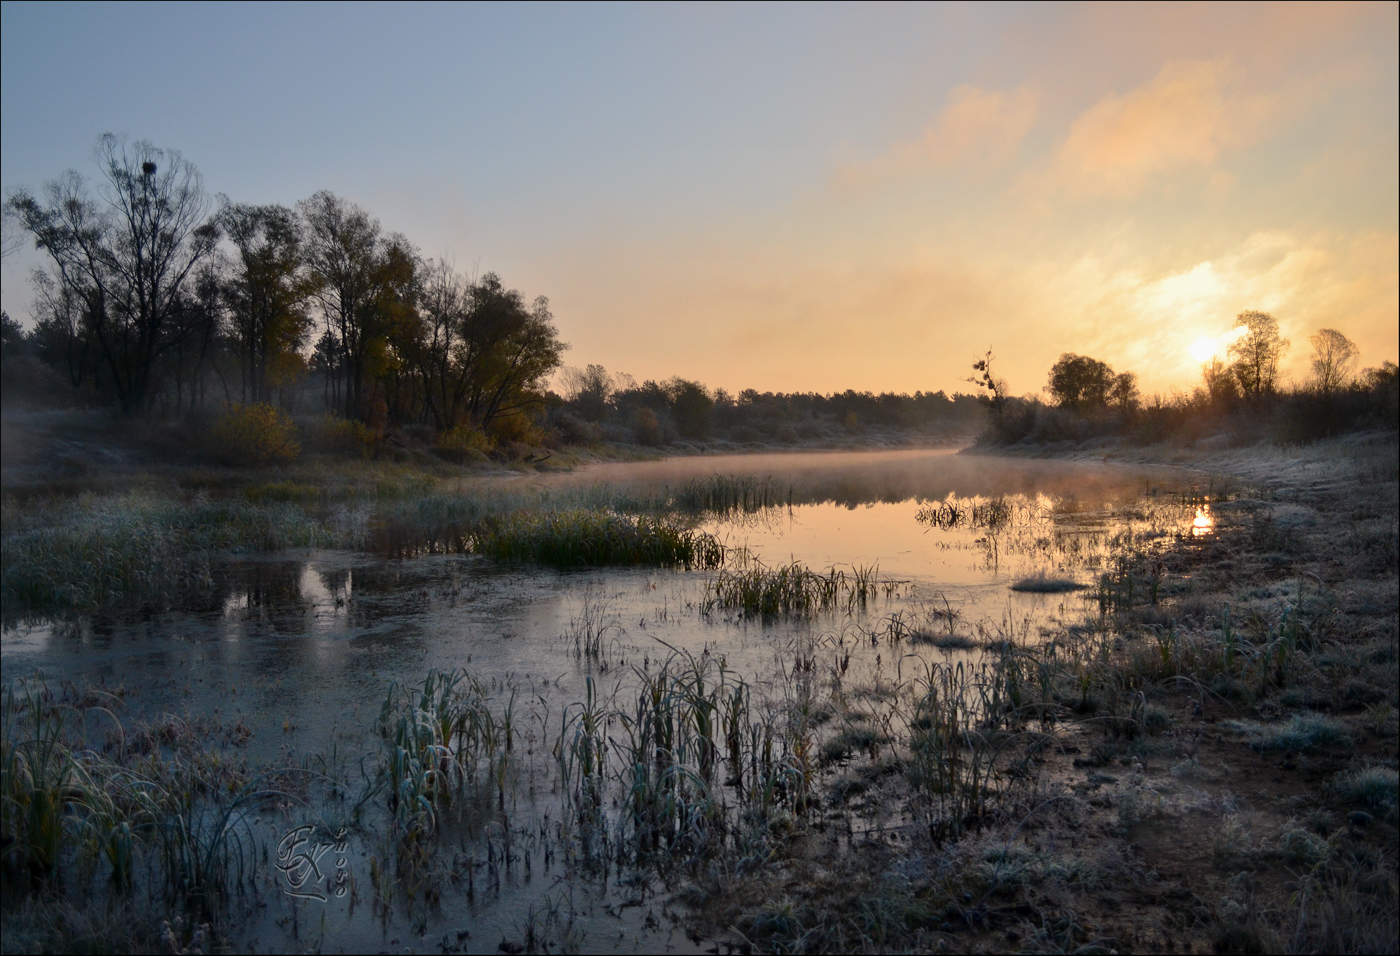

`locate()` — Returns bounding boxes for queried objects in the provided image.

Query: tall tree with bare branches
[6,134,219,414]
[1228,311,1288,398]
[1309,328,1358,396]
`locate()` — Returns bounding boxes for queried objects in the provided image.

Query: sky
[2,1,1396,399]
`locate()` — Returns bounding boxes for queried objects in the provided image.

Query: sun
[1188,335,1218,364]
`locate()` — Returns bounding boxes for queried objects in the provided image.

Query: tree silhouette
[7,134,219,414]
[1047,353,1115,408]
[1228,311,1287,398]
[968,349,1007,413]
[218,202,313,404]
[1108,371,1140,413]
[1308,328,1358,396]
[562,363,615,421]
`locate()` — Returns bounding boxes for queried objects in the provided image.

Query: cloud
[1045,59,1279,196]
[835,84,1038,187]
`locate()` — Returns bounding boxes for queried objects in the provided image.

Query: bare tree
[1308,328,1358,396]
[1228,311,1288,398]
[968,348,1008,413]
[561,363,615,421]
[6,134,218,414]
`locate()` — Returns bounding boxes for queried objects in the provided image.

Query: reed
[1,680,278,916]
[475,509,724,569]
[563,585,622,662]
[705,561,881,619]
[669,473,791,516]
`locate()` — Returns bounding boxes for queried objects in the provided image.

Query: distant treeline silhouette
[969,328,1398,448]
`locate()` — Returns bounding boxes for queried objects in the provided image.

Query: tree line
[4,134,563,443]
[971,311,1397,446]
[1042,311,1381,411]
[551,364,987,446]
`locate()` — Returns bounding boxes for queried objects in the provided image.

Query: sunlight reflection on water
[1192,504,1215,536]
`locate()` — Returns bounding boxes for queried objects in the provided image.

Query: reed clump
[377,668,516,832]
[916,494,1015,531]
[669,474,791,516]
[474,509,724,569]
[705,561,881,619]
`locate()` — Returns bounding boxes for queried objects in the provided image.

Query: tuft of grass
[705,561,880,619]
[474,508,724,569]
[1329,766,1399,815]
[1226,712,1353,753]
[1276,821,1330,866]
[1010,572,1086,593]
[563,585,623,662]
[818,725,885,766]
[910,630,979,650]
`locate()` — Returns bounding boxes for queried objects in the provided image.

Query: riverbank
[695,432,1398,953]
[0,405,972,499]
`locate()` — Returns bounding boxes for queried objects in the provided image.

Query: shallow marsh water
[1,449,1215,953]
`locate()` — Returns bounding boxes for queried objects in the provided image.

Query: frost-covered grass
[1,492,367,615]
[1329,766,1399,814]
[1226,713,1354,753]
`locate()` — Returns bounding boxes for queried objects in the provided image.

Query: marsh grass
[563,585,623,662]
[901,657,1032,839]
[0,492,362,617]
[704,560,881,619]
[2,487,737,615]
[1226,713,1353,753]
[475,509,724,569]
[1010,572,1087,593]
[915,494,1015,531]
[1,680,284,930]
[669,473,792,515]
[378,668,516,830]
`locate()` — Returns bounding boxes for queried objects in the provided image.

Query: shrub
[435,424,492,463]
[631,408,664,446]
[207,403,300,465]
[305,414,377,458]
[485,410,543,446]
